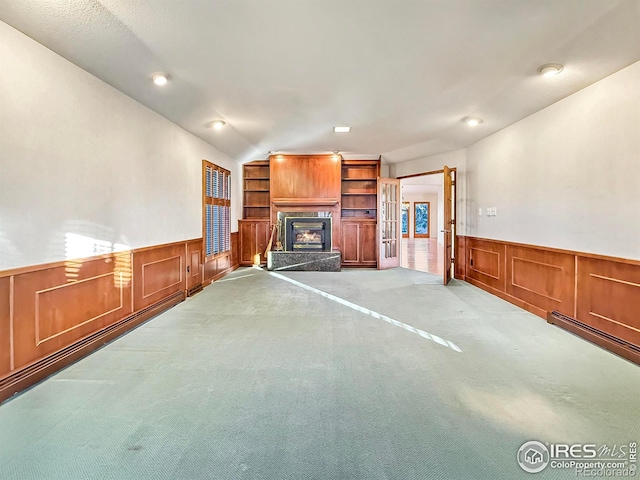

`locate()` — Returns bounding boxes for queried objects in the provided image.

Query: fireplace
[284,217,332,251]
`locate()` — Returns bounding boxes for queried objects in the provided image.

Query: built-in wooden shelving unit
[341,159,380,219]
[243,160,270,219]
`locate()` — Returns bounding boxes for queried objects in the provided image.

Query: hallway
[401,238,444,276]
[1,268,639,479]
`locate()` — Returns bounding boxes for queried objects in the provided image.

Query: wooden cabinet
[243,160,270,219]
[341,219,377,267]
[239,220,270,266]
[341,159,379,267]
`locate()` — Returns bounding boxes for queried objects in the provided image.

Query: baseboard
[187,283,204,297]
[0,291,184,404]
[548,311,640,366]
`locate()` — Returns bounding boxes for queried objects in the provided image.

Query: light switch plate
[478,208,482,216]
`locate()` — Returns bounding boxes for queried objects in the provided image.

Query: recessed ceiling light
[211,120,226,130]
[538,63,564,77]
[462,116,483,127]
[333,126,351,133]
[152,73,168,86]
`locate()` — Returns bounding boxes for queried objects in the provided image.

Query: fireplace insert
[284,217,332,251]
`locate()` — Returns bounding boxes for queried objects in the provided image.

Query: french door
[377,178,401,269]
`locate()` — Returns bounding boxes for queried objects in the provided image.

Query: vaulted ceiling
[2,0,639,164]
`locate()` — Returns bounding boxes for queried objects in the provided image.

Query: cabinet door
[239,221,255,265]
[341,222,360,264]
[256,221,270,264]
[360,222,377,265]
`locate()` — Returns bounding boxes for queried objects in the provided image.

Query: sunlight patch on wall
[64,233,131,286]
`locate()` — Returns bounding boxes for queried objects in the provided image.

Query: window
[414,202,430,238]
[203,160,231,257]
[401,202,410,238]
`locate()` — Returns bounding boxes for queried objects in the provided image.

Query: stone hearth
[267,251,341,271]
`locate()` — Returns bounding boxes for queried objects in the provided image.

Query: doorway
[399,173,444,276]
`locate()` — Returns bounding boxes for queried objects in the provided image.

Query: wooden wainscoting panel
[459,235,640,358]
[455,236,466,279]
[213,253,232,281]
[204,257,216,283]
[204,251,236,284]
[506,245,575,317]
[231,232,239,268]
[270,154,341,201]
[133,243,185,311]
[35,272,124,345]
[0,277,11,377]
[186,239,203,291]
[217,253,231,272]
[142,257,181,298]
[12,254,133,369]
[466,238,505,291]
[577,257,640,346]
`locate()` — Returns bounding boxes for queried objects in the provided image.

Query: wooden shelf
[341,177,377,181]
[244,189,270,192]
[243,176,269,180]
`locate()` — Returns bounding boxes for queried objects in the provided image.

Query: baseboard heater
[187,283,203,297]
[0,291,185,403]
[548,310,640,366]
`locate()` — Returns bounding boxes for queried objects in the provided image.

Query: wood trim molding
[396,167,457,180]
[141,255,183,298]
[35,271,126,346]
[271,198,339,206]
[131,238,202,254]
[458,235,640,365]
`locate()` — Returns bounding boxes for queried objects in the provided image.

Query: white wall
[0,21,241,270]
[390,149,467,237]
[466,60,640,260]
[402,191,439,240]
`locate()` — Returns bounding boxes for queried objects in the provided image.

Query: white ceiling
[2,0,639,164]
